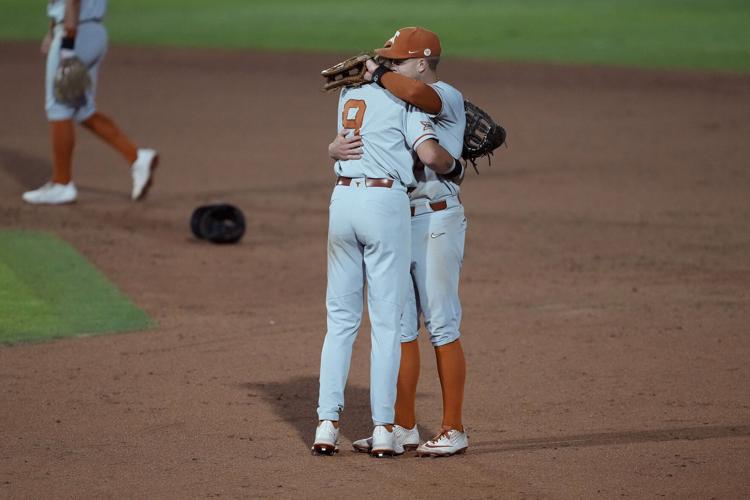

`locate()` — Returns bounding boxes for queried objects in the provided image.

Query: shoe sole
[370,449,396,458]
[416,446,468,458]
[354,443,417,454]
[311,443,338,456]
[23,198,76,205]
[134,154,159,201]
[352,443,371,454]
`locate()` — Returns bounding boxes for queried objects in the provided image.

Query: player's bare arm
[63,0,81,35]
[364,59,442,114]
[416,139,455,174]
[328,129,363,161]
[41,28,53,55]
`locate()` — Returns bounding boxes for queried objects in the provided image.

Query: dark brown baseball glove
[462,99,507,171]
[53,56,92,107]
[320,53,379,92]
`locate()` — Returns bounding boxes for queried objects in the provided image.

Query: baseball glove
[53,57,92,107]
[321,53,377,92]
[190,204,246,244]
[462,99,507,171]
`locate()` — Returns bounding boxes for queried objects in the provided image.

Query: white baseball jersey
[408,81,466,204]
[47,0,107,23]
[335,84,438,189]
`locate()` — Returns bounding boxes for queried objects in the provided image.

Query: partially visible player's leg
[394,215,429,430]
[435,339,466,431]
[314,187,364,455]
[75,30,137,167]
[358,185,411,457]
[395,339,420,429]
[415,205,469,457]
[81,113,137,164]
[359,185,411,428]
[24,27,78,204]
[50,120,75,185]
[73,22,157,200]
[317,186,365,424]
[352,269,420,454]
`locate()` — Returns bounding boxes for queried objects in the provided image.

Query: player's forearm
[377,71,442,115]
[416,139,454,174]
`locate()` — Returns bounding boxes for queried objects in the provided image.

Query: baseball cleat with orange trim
[416,428,468,457]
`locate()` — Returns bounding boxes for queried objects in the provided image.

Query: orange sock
[50,120,75,185]
[82,112,138,164]
[394,340,420,429]
[435,339,466,431]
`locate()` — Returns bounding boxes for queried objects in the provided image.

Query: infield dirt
[1,43,749,498]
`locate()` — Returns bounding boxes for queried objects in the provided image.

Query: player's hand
[329,130,363,161]
[363,59,380,82]
[40,32,52,55]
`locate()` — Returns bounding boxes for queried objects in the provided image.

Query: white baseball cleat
[22,182,77,205]
[352,424,420,455]
[131,148,159,201]
[416,428,469,457]
[370,425,396,458]
[311,420,339,456]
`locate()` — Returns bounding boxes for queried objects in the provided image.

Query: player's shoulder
[429,81,465,121]
[430,81,464,103]
[343,84,401,105]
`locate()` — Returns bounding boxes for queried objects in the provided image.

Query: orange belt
[336,177,394,188]
[410,200,448,216]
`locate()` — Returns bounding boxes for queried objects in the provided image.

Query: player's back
[335,85,435,189]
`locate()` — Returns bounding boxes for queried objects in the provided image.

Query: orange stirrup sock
[50,120,74,185]
[82,112,138,164]
[394,340,420,429]
[435,339,466,431]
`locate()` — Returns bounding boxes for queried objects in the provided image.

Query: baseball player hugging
[329,27,470,457]
[313,57,456,457]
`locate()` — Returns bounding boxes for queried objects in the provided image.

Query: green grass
[2,1,750,72]
[0,230,153,344]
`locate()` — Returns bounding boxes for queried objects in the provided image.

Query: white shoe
[352,425,420,455]
[131,148,158,200]
[22,182,77,205]
[416,428,469,457]
[311,420,339,456]
[370,425,395,458]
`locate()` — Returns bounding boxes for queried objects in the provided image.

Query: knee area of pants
[46,108,75,121]
[430,332,461,347]
[47,106,95,123]
[400,332,419,343]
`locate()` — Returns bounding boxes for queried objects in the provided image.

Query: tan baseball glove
[53,56,92,107]
[321,53,379,92]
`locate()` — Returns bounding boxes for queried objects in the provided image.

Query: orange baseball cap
[374,27,441,60]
